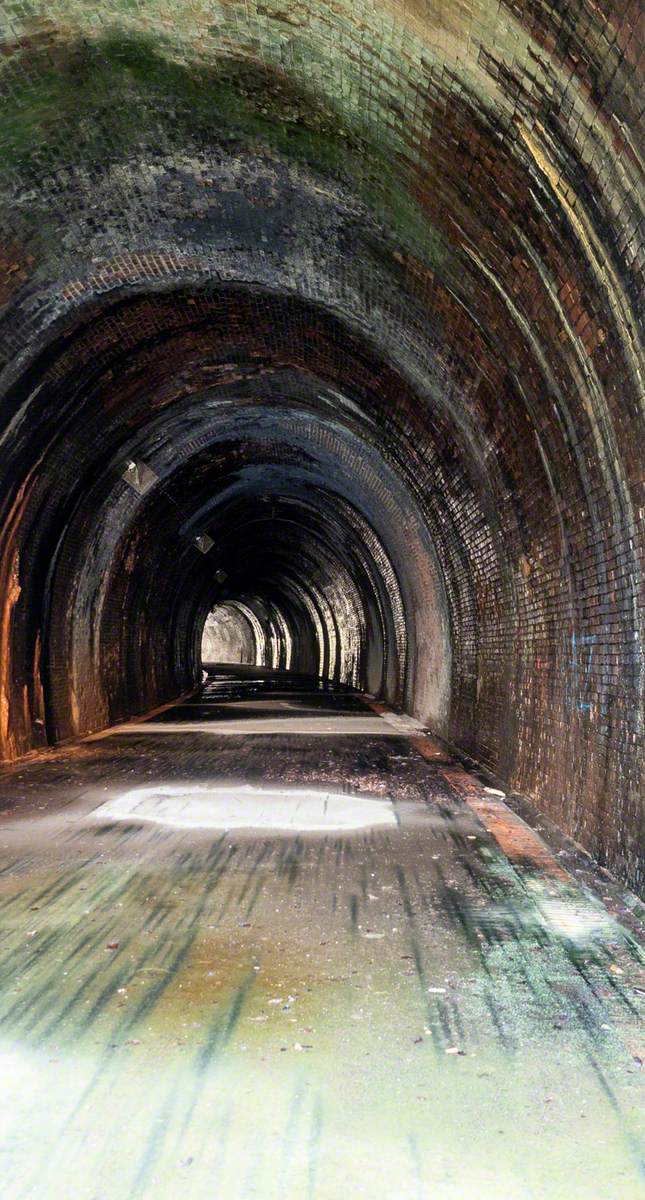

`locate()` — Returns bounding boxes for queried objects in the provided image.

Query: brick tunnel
[0,4,643,1198]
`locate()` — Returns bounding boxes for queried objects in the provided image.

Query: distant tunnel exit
[201,603,261,667]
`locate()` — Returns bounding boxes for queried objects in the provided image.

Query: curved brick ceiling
[0,2,642,891]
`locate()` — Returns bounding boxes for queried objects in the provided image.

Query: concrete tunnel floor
[0,670,642,1199]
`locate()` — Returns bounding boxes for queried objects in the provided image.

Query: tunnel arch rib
[0,2,642,893]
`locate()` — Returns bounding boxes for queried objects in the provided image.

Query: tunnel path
[0,671,642,1199]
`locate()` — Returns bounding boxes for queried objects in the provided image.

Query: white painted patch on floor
[379,712,426,733]
[90,716,419,738]
[93,784,397,832]
[191,699,331,711]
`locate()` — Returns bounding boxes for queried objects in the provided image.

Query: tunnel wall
[0,2,643,892]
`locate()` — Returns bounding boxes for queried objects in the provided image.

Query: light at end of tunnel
[92,784,397,832]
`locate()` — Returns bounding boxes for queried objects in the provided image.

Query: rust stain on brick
[0,548,21,760]
[441,766,570,883]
